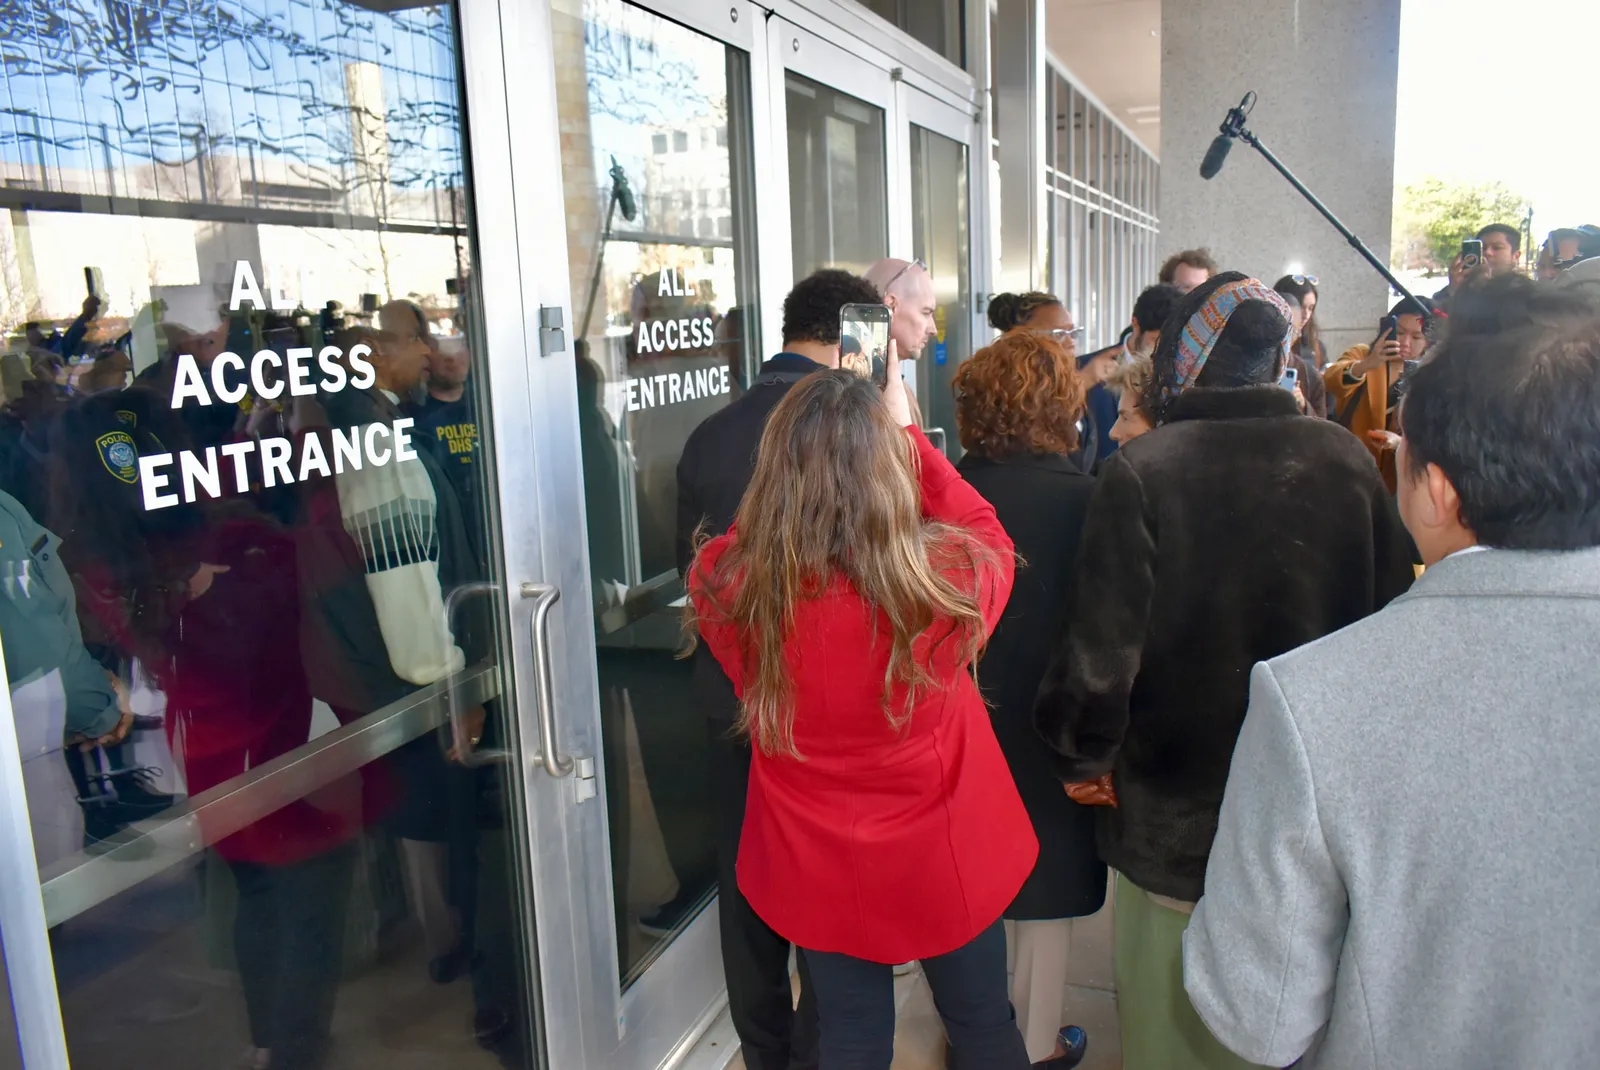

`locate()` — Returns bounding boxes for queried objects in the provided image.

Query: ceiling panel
[1044,0,1161,155]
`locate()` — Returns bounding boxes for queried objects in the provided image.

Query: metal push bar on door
[520,582,573,778]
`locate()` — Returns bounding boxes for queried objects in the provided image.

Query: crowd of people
[676,232,1600,1070]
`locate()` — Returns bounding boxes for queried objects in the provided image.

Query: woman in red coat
[688,344,1036,1069]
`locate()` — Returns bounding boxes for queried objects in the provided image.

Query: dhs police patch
[96,431,139,485]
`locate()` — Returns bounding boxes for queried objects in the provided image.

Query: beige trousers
[1009,918,1072,1063]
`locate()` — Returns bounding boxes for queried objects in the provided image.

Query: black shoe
[102,766,179,816]
[81,802,154,858]
[947,1025,1086,1070]
[636,892,701,937]
[1033,1026,1087,1069]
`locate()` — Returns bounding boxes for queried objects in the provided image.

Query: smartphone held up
[839,303,892,388]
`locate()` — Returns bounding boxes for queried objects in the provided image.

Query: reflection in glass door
[551,0,757,988]
[0,2,547,1068]
[909,122,973,456]
[785,73,889,279]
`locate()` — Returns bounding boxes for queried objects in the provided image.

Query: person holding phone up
[1324,295,1437,493]
[687,341,1034,1069]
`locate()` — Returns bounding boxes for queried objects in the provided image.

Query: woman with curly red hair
[952,330,1100,1068]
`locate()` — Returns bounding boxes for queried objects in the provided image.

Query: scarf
[1162,278,1295,403]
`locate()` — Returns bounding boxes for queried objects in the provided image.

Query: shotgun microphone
[1199,135,1233,180]
[1198,92,1256,180]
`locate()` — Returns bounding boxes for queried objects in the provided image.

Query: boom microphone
[609,156,637,222]
[1199,135,1233,180]
[1198,91,1256,180]
[1195,91,1424,308]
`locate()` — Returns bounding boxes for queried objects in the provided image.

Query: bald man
[864,258,939,359]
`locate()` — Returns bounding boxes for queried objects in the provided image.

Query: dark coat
[1034,385,1416,902]
[958,451,1108,920]
[676,353,826,721]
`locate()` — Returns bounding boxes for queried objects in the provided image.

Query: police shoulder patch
[96,431,140,485]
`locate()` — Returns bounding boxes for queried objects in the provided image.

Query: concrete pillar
[1159,0,1401,356]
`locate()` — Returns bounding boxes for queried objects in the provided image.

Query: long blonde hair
[687,371,1002,758]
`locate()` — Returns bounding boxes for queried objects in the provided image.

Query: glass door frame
[499,0,768,1066]
[898,82,984,419]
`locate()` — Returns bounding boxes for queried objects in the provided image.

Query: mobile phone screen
[840,303,892,387]
[1461,238,1483,270]
[1279,365,1298,392]
[1373,314,1397,350]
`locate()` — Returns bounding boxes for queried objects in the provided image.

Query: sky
[1394,0,1600,242]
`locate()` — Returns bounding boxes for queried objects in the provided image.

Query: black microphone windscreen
[616,181,637,222]
[1199,135,1234,180]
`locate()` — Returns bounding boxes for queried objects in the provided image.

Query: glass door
[768,14,895,326]
[900,85,979,456]
[0,3,566,1070]
[528,0,763,1064]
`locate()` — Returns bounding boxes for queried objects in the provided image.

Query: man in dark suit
[675,269,881,1070]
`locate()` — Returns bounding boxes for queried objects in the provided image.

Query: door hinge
[538,305,566,356]
[574,755,597,802]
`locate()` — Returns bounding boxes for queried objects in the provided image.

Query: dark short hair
[1132,284,1181,333]
[987,291,1062,332]
[1402,274,1600,549]
[1389,295,1437,321]
[1193,299,1290,388]
[1476,223,1521,253]
[1158,248,1219,284]
[781,270,881,347]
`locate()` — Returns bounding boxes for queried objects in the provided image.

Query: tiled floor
[724,890,1122,1070]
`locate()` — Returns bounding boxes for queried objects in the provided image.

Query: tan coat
[1324,343,1399,492]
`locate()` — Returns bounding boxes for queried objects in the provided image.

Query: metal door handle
[520,582,574,777]
[443,581,507,767]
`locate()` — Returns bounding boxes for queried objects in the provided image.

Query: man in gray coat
[1184,273,1600,1070]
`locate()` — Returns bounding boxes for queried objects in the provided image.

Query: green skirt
[1114,873,1266,1070]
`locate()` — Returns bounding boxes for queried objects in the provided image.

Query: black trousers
[227,844,356,1070]
[801,922,1029,1070]
[708,719,819,1070]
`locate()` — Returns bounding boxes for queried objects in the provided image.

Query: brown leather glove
[1065,774,1117,808]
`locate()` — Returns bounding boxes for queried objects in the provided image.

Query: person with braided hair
[987,292,1068,334]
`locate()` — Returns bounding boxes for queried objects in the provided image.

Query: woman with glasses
[987,293,1084,357]
[986,293,1104,468]
[1270,285,1329,419]
[1273,274,1327,371]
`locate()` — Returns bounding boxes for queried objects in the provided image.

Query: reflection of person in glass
[41,384,206,851]
[47,337,344,1070]
[389,300,487,562]
[0,487,139,856]
[305,324,494,1010]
